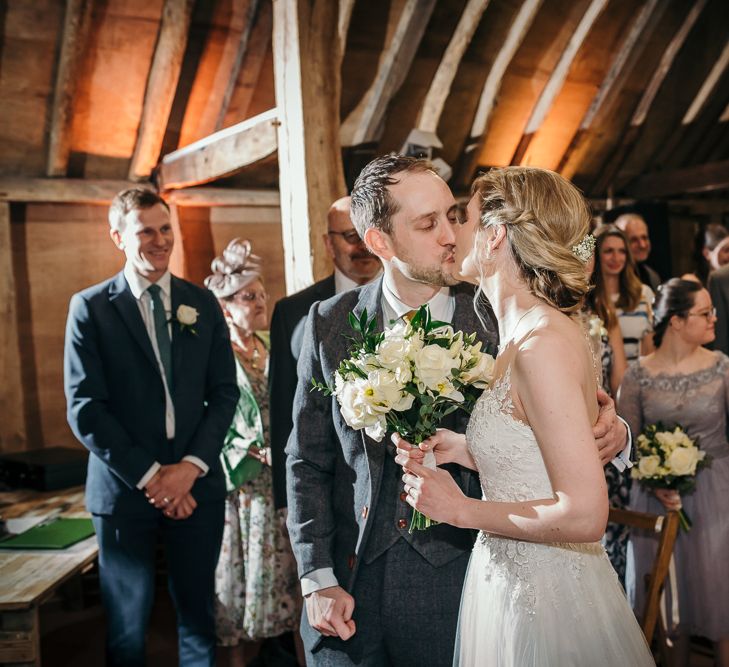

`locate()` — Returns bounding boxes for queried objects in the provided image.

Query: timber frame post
[272,0,346,293]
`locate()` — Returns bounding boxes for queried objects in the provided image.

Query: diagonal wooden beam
[46,0,94,177]
[179,0,259,146]
[338,0,356,58]
[157,107,279,190]
[510,0,608,165]
[557,0,664,176]
[625,159,729,198]
[592,0,707,195]
[682,37,729,125]
[416,0,491,134]
[0,202,26,452]
[340,0,436,147]
[128,0,194,181]
[455,0,543,186]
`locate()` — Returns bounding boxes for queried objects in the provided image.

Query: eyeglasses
[328,229,363,245]
[686,307,717,321]
[231,291,268,303]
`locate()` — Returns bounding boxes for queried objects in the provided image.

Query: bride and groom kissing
[286,155,654,666]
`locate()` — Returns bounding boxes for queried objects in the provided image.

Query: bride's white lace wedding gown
[455,369,655,666]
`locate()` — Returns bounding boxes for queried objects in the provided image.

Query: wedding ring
[163,496,170,504]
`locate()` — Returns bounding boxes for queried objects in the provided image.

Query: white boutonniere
[174,304,199,335]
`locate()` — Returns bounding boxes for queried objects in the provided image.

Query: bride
[395,167,654,666]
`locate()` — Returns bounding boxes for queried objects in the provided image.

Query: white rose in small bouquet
[312,306,495,531]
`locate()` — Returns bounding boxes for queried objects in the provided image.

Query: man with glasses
[709,262,729,354]
[269,196,381,509]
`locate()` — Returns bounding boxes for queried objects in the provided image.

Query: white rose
[460,350,495,388]
[177,304,198,325]
[377,334,413,370]
[637,455,661,478]
[413,344,458,391]
[666,446,701,476]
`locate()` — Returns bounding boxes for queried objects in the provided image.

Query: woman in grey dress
[618,278,729,667]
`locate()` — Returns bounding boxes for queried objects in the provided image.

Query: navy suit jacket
[268,274,336,509]
[64,271,238,516]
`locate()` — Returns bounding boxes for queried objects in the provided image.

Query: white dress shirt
[123,263,208,489]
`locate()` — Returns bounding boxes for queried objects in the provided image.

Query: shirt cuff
[301,568,339,596]
[610,416,633,471]
[182,455,208,476]
[137,462,161,489]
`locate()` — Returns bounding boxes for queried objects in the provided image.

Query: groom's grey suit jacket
[286,278,498,648]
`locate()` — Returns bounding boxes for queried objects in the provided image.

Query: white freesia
[461,349,496,388]
[413,344,458,391]
[176,304,198,326]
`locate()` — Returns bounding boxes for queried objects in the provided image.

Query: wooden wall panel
[70,0,164,167]
[0,2,63,175]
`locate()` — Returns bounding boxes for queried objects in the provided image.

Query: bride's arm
[402,332,608,544]
[393,430,478,471]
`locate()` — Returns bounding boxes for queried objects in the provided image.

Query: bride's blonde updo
[471,167,592,313]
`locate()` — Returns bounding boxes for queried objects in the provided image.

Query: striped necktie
[147,284,173,390]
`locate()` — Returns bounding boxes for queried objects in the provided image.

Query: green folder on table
[0,517,95,550]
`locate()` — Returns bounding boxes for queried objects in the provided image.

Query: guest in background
[592,225,654,363]
[615,212,661,292]
[205,239,303,667]
[268,196,381,509]
[618,278,729,667]
[691,223,729,285]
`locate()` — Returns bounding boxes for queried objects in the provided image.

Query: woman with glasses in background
[206,239,303,667]
[618,278,729,667]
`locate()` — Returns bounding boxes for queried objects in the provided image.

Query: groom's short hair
[108,187,169,233]
[350,154,435,237]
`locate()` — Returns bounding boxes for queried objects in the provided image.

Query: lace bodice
[465,367,610,617]
[466,367,554,502]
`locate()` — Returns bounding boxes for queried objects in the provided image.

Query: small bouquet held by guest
[313,305,495,531]
[632,423,710,531]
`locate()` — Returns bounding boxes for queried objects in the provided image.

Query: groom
[286,155,630,666]
[64,188,238,666]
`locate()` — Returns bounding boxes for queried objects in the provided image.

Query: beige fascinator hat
[204,238,262,299]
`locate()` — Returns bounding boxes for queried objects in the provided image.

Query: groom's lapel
[452,284,499,355]
[108,272,158,369]
[170,276,193,386]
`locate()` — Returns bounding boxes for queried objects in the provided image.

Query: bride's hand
[401,459,467,526]
[392,429,471,469]
[654,488,682,511]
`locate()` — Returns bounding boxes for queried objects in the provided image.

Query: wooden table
[0,486,97,666]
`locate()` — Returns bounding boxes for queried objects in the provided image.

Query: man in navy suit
[64,188,238,666]
[269,196,381,509]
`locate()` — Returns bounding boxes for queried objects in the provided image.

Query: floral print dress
[215,337,302,645]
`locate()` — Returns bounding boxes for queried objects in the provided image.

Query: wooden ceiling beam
[273,0,346,292]
[557,0,664,176]
[592,0,707,195]
[338,0,356,57]
[46,0,94,177]
[625,159,729,198]
[340,0,436,147]
[128,0,194,181]
[415,0,491,135]
[157,107,279,190]
[682,37,729,126]
[510,0,607,166]
[455,0,543,187]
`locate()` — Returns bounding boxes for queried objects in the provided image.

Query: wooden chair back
[608,508,680,642]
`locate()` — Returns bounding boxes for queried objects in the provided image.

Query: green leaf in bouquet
[359,309,368,334]
[427,319,450,333]
[310,378,334,395]
[348,311,359,332]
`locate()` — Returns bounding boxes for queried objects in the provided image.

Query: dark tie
[147,284,173,390]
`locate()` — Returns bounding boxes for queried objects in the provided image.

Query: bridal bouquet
[312,306,495,531]
[632,423,709,531]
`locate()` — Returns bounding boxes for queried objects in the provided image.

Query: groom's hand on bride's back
[305,586,356,640]
[593,389,628,465]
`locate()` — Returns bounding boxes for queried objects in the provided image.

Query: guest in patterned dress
[592,225,654,364]
[619,278,729,667]
[205,239,303,667]
[585,253,630,583]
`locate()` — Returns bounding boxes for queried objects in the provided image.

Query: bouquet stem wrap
[409,449,437,532]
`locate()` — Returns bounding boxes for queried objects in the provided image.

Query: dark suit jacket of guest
[709,265,729,355]
[269,274,336,509]
[638,262,661,294]
[64,271,239,516]
[286,278,498,651]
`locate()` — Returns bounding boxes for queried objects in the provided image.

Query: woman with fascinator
[205,239,302,667]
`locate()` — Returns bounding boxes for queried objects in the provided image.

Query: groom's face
[381,170,461,287]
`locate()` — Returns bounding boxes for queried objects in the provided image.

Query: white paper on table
[5,516,48,535]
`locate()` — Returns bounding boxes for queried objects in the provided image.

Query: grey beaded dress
[618,352,729,641]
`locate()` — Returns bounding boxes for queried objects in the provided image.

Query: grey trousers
[308,539,471,667]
